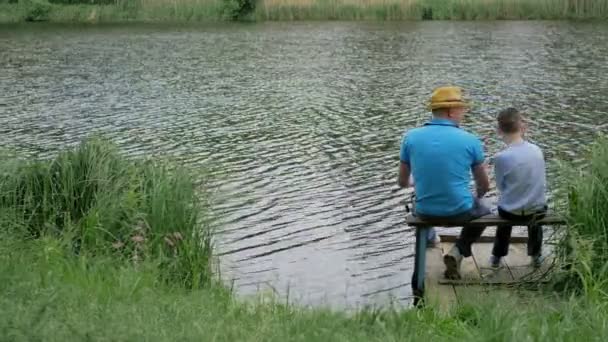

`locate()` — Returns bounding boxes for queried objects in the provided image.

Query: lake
[1,21,607,309]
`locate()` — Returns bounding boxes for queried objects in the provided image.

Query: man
[398,86,490,279]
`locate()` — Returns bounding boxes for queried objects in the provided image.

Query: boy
[491,108,547,268]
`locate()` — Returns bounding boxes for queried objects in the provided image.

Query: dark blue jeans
[415,199,491,257]
[492,207,547,257]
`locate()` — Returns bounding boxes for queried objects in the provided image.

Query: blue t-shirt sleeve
[399,134,410,164]
[470,138,485,166]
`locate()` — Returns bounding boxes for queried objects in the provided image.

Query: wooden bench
[405,213,566,306]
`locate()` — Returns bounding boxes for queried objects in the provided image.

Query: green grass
[0,137,213,288]
[551,136,608,297]
[256,0,608,21]
[2,0,608,23]
[0,4,23,23]
[2,137,608,340]
[2,235,608,341]
[0,0,226,23]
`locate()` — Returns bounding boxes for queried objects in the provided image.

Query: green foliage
[222,0,255,20]
[553,136,608,297]
[20,0,52,21]
[254,0,608,21]
[0,137,213,288]
[47,0,114,4]
[1,234,608,340]
[115,0,140,19]
[2,0,608,22]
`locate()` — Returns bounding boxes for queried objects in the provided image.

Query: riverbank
[1,0,607,23]
[1,137,608,340]
[3,235,608,341]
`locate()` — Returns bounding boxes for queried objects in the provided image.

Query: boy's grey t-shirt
[494,141,547,212]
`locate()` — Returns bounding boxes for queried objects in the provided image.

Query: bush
[222,0,255,20]
[20,0,52,21]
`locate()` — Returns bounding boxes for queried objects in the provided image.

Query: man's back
[400,119,484,216]
[494,141,546,212]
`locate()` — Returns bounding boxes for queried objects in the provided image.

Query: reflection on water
[1,21,608,309]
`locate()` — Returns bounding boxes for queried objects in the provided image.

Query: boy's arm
[494,154,507,193]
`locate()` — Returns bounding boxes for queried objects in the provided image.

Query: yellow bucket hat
[428,86,470,110]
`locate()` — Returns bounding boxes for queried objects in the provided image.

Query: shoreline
[1,0,607,24]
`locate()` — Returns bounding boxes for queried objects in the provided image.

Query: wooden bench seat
[406,213,566,228]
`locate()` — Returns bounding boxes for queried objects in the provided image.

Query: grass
[256,0,608,20]
[0,137,213,288]
[551,136,608,297]
[0,0,226,23]
[1,0,608,23]
[0,3,23,23]
[2,137,608,340]
[2,235,608,341]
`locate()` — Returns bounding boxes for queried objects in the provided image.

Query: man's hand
[398,162,411,188]
[472,162,490,198]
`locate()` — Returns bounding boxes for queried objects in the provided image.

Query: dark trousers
[455,207,546,258]
[415,199,491,258]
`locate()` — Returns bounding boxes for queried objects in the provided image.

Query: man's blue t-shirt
[400,118,485,216]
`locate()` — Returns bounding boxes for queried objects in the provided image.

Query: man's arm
[472,163,490,198]
[398,162,411,188]
[469,137,490,198]
[398,133,411,188]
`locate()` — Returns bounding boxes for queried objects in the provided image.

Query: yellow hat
[428,86,470,110]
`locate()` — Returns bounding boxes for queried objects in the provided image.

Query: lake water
[1,21,608,309]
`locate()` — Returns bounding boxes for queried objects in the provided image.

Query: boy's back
[488,108,547,268]
[494,141,546,213]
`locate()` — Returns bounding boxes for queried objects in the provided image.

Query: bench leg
[412,227,428,307]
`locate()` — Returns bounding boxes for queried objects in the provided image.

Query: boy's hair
[497,107,523,134]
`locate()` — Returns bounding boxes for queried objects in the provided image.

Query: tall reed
[553,136,608,297]
[256,0,608,20]
[0,137,213,288]
[3,0,607,22]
